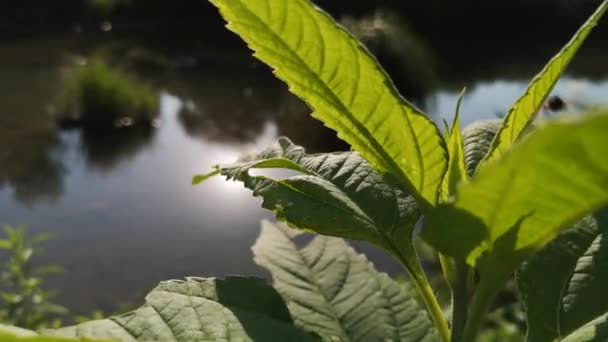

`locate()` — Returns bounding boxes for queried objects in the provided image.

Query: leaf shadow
[422,204,489,261]
[214,277,319,341]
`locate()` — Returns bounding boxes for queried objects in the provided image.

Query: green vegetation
[3,0,608,341]
[195,0,608,340]
[87,0,133,16]
[0,325,109,341]
[0,227,66,330]
[58,59,158,128]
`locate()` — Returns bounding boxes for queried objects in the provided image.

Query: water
[0,33,606,315]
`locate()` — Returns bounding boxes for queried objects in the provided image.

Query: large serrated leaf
[42,277,318,341]
[209,0,447,206]
[518,210,608,342]
[205,137,420,263]
[253,220,438,341]
[481,0,607,168]
[423,113,608,298]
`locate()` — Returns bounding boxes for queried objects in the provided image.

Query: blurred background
[0,0,607,318]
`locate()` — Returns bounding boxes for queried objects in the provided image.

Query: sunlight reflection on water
[0,77,605,314]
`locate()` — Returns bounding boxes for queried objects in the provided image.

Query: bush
[0,226,66,329]
[58,59,158,128]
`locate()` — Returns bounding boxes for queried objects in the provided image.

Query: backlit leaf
[481,0,607,168]
[440,94,468,200]
[209,0,447,206]
[423,113,608,298]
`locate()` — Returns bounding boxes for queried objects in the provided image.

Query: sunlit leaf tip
[208,0,448,207]
[480,0,608,169]
[192,168,220,185]
[453,87,466,130]
[441,118,450,137]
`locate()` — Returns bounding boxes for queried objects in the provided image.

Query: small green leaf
[214,137,420,260]
[481,0,607,168]
[209,0,447,206]
[518,210,608,342]
[43,277,318,341]
[440,89,468,200]
[423,113,608,298]
[253,220,439,341]
[192,169,220,185]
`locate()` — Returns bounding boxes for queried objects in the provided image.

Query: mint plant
[2,0,608,341]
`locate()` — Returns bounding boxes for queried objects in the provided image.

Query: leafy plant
[194,0,608,341]
[0,226,66,330]
[4,0,608,341]
[1,221,434,341]
[58,59,158,128]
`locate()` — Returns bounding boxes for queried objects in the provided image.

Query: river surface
[0,34,606,315]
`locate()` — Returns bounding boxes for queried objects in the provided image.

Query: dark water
[0,29,607,316]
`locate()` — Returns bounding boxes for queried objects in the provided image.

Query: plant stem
[461,280,497,342]
[450,262,470,342]
[392,247,451,342]
[413,270,451,342]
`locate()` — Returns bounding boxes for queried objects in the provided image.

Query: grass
[58,59,158,128]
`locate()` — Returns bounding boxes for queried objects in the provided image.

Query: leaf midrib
[264,176,379,235]
[274,228,352,341]
[255,151,408,242]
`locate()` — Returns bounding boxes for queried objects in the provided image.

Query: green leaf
[481,0,608,168]
[209,0,447,206]
[0,239,11,249]
[191,170,219,185]
[440,90,468,200]
[213,137,421,261]
[461,120,501,176]
[253,220,439,341]
[43,277,318,341]
[518,210,608,342]
[423,113,608,296]
[561,312,608,342]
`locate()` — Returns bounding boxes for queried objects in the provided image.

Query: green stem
[450,262,470,342]
[461,280,497,342]
[392,247,451,342]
